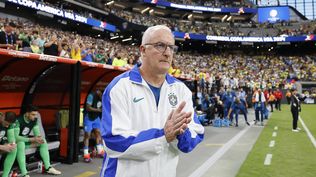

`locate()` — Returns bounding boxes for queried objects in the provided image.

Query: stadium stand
[0,16,315,87]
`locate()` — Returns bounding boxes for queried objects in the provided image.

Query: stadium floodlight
[141,7,150,14]
[277,42,291,45]
[149,9,154,15]
[37,11,54,18]
[92,26,104,32]
[175,38,185,41]
[206,41,217,44]
[110,36,119,40]
[60,20,67,25]
[188,14,193,20]
[106,1,114,6]
[242,42,253,45]
[122,38,132,42]
[222,15,228,22]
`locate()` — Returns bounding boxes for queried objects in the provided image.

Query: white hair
[141,25,173,45]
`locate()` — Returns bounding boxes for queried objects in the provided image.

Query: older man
[100,25,204,177]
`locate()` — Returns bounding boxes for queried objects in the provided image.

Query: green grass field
[236,104,316,177]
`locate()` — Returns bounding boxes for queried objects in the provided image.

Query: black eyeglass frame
[143,42,178,53]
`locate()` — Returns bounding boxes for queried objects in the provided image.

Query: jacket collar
[129,65,176,85]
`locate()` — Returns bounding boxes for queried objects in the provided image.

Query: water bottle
[38,161,43,173]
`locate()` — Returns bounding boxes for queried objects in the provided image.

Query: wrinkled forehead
[144,28,174,44]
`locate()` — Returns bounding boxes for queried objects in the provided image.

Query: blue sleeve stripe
[101,71,165,153]
[193,113,202,125]
[102,129,165,152]
[177,129,204,153]
[176,112,204,153]
[100,155,118,177]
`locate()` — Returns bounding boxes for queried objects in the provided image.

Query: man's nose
[163,46,172,57]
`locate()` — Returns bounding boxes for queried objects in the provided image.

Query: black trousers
[286,97,291,104]
[217,105,224,118]
[275,99,281,110]
[291,110,299,130]
[269,101,274,112]
[205,106,215,122]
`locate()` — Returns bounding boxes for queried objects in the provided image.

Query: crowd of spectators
[1,17,316,90]
[171,53,316,91]
[109,7,316,37]
[40,0,314,38]
[0,18,140,68]
[167,0,252,7]
[37,1,316,37]
[80,0,253,9]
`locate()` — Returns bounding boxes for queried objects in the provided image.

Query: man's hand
[164,101,192,143]
[0,143,17,153]
[8,143,16,151]
[35,136,44,144]
[30,136,44,144]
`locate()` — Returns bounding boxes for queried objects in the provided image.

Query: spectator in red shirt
[263,89,269,101]
[274,89,283,111]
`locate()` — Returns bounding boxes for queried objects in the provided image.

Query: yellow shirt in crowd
[168,66,174,75]
[199,72,206,80]
[168,67,181,77]
[112,58,127,67]
[71,48,81,60]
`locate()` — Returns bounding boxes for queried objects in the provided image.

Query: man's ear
[140,45,146,56]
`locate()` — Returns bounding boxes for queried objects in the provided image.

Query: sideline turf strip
[236,105,316,177]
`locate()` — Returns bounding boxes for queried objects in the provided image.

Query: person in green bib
[0,112,17,177]
[15,105,61,177]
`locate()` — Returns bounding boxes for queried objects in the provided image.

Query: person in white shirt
[100,25,204,177]
[253,88,266,126]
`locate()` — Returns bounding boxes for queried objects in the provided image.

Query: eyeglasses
[144,42,178,53]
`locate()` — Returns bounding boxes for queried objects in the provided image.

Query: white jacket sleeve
[101,80,168,161]
[173,85,204,153]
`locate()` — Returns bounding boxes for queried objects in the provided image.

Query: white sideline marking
[264,154,273,165]
[274,126,278,130]
[299,116,316,149]
[269,140,275,147]
[188,122,254,177]
[272,132,277,137]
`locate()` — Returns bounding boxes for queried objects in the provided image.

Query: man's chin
[156,67,169,75]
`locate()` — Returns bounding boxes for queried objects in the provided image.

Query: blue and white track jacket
[100,66,204,177]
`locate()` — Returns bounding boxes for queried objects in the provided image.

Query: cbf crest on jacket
[100,66,204,177]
